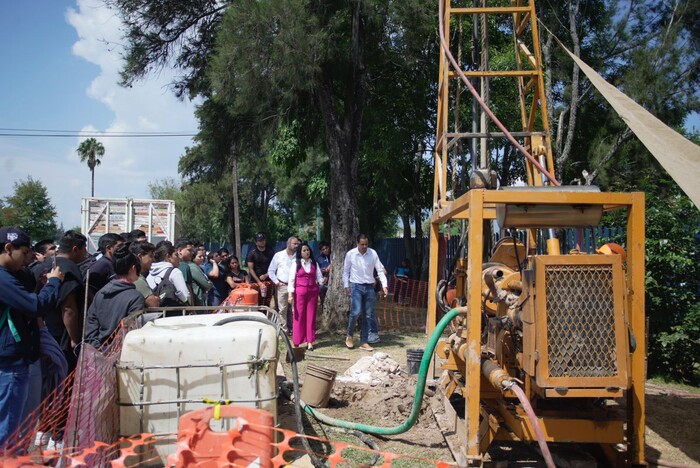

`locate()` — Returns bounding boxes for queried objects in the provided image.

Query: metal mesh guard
[545,264,618,378]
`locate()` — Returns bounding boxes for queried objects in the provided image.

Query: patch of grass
[647,377,700,394]
[391,456,444,468]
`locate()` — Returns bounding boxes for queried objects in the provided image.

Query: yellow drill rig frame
[427,1,646,466]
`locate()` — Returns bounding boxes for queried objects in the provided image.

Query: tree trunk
[318,77,361,330]
[91,168,95,197]
[316,0,367,331]
[231,144,242,260]
[413,210,425,280]
[587,128,634,184]
[400,212,414,268]
[556,0,582,177]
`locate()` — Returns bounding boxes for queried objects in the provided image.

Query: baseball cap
[255,232,266,241]
[0,227,31,248]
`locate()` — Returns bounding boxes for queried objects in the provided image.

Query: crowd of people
[0,226,395,447]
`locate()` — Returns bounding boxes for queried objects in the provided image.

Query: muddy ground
[277,330,700,467]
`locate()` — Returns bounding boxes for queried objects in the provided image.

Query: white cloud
[0,0,197,231]
[66,0,197,183]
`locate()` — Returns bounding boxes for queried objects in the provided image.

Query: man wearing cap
[268,236,301,334]
[0,227,64,445]
[246,232,275,305]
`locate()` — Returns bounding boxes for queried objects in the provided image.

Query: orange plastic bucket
[168,405,275,467]
[228,284,259,306]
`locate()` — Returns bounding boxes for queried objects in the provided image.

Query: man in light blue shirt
[342,234,387,351]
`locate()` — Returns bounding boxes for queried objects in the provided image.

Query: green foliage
[602,168,700,383]
[76,138,104,170]
[111,0,700,335]
[1,177,58,241]
[540,0,700,185]
[644,184,700,383]
[148,177,181,201]
[656,304,700,384]
[76,137,106,196]
[269,121,305,176]
[107,0,226,98]
[178,181,230,245]
[149,178,229,245]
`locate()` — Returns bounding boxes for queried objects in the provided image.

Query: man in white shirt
[342,234,388,351]
[268,236,300,333]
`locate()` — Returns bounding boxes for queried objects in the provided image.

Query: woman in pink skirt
[287,242,323,350]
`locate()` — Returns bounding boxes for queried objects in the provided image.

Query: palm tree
[76,138,105,197]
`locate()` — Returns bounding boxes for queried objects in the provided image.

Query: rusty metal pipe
[480,358,555,468]
[483,266,506,303]
[481,357,511,389]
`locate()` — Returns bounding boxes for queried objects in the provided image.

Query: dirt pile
[336,352,402,386]
[326,352,433,427]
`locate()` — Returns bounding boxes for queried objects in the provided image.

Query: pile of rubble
[336,352,405,386]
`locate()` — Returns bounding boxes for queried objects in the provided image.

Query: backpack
[153,267,185,307]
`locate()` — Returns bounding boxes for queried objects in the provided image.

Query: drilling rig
[428,1,646,466]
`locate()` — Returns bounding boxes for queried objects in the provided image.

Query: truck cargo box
[81,197,179,252]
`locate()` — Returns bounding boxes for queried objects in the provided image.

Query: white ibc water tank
[117,313,278,457]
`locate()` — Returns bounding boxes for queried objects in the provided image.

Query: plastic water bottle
[260,284,267,298]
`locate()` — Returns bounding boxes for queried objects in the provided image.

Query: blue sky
[0,0,197,229]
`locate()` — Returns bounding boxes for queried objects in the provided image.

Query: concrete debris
[336,352,402,386]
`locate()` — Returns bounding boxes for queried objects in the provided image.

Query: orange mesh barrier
[168,405,274,467]
[2,311,146,460]
[375,278,430,331]
[1,286,432,465]
[3,405,455,467]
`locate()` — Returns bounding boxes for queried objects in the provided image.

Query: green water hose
[304,308,461,435]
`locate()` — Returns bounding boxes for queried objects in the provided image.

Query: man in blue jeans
[342,234,388,351]
[0,227,63,447]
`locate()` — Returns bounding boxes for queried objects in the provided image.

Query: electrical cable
[0,127,196,134]
[0,132,195,138]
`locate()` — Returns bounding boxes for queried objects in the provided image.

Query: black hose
[213,314,326,468]
[279,383,382,466]
[326,428,381,465]
[436,279,449,314]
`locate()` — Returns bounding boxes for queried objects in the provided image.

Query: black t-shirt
[246,247,275,278]
[36,256,85,347]
[227,270,249,285]
[87,255,115,293]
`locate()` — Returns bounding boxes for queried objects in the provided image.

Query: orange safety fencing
[2,311,147,461]
[3,405,456,467]
[375,278,430,332]
[243,279,432,332]
[2,305,286,461]
[0,280,434,466]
